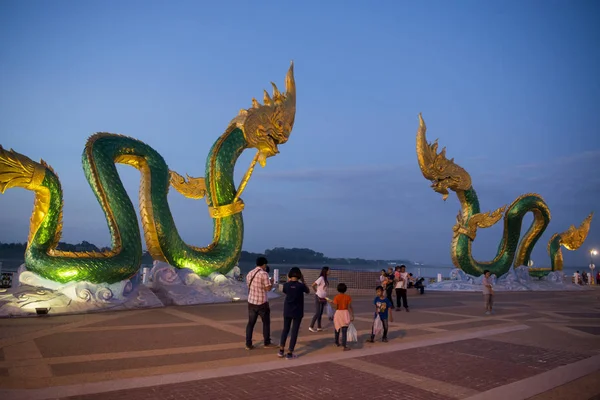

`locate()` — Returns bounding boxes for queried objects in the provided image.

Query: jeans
[280,316,302,352]
[395,288,408,309]
[310,295,326,329]
[370,318,389,339]
[246,302,271,347]
[334,326,348,347]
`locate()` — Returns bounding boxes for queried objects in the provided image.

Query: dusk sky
[1,0,599,267]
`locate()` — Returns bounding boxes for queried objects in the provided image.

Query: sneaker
[334,343,340,347]
[277,349,285,358]
[245,345,254,350]
[285,353,298,360]
[308,327,317,333]
[396,308,401,311]
[382,337,388,343]
[405,308,410,312]
[343,347,351,351]
[485,311,491,315]
[366,339,374,343]
[263,343,276,348]
[317,328,324,332]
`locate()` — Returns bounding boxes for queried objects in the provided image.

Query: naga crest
[557,212,594,251]
[231,62,296,167]
[416,113,471,200]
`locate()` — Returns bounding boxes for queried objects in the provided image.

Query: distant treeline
[0,242,410,266]
[239,247,408,266]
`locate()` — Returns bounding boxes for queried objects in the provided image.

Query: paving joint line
[464,353,600,400]
[333,358,479,399]
[0,324,529,400]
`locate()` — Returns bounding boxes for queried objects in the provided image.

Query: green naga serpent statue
[416,114,593,278]
[0,63,296,285]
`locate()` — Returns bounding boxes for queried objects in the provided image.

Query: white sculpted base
[0,265,163,317]
[148,261,280,306]
[426,266,590,292]
[0,262,278,317]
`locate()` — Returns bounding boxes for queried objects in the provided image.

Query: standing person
[309,266,329,332]
[329,283,353,351]
[482,269,494,315]
[379,269,390,294]
[245,256,274,350]
[278,267,310,359]
[367,285,393,343]
[395,265,411,312]
[379,269,388,285]
[385,267,394,299]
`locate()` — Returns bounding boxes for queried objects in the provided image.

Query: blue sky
[0,0,598,267]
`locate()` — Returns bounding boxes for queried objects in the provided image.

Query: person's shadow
[294,332,369,357]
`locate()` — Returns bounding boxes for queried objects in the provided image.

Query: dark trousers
[280,316,302,352]
[310,295,326,329]
[385,284,393,300]
[246,302,271,346]
[370,318,389,339]
[395,288,408,309]
[334,326,348,347]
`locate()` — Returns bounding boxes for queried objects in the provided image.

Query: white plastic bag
[346,323,358,342]
[372,315,383,337]
[326,303,335,320]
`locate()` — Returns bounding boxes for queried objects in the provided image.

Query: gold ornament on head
[231,61,296,167]
[416,113,472,200]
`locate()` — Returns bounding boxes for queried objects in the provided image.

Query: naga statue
[416,113,593,278]
[0,63,296,285]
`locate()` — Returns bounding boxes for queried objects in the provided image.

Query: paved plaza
[0,289,599,400]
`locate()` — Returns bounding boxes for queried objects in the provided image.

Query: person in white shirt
[309,266,330,332]
[394,265,413,312]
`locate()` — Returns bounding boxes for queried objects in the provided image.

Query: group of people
[573,270,598,285]
[379,265,417,312]
[244,259,398,359]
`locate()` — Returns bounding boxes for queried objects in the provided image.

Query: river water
[237,262,595,280]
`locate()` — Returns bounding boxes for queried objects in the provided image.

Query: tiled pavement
[0,290,599,399]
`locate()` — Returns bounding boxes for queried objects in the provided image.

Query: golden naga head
[231,62,296,167]
[558,212,594,251]
[416,113,472,200]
